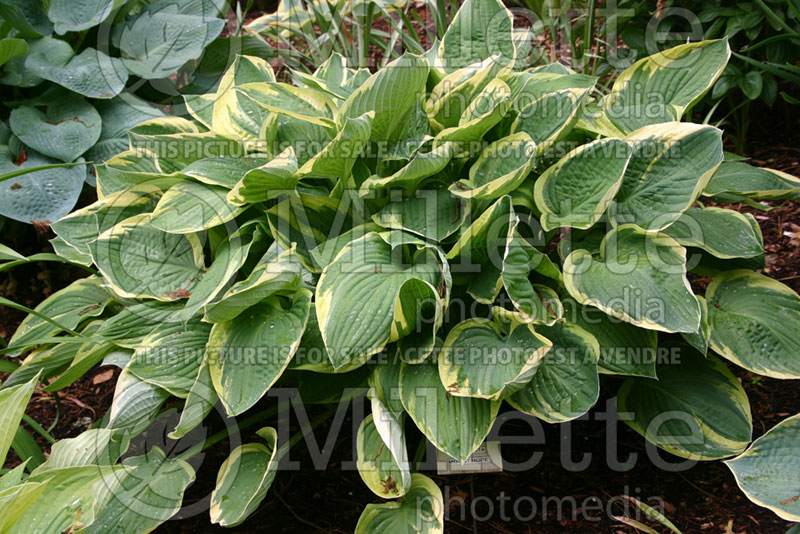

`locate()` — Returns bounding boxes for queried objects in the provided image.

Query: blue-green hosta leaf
[97,301,182,348]
[357,404,411,499]
[563,225,701,333]
[84,446,195,533]
[52,184,162,255]
[25,43,128,99]
[703,161,800,200]
[450,132,535,201]
[107,367,170,436]
[47,0,124,34]
[211,55,276,141]
[617,347,752,460]
[150,180,243,234]
[0,0,52,38]
[355,473,443,534]
[400,356,500,462]
[0,148,86,223]
[446,195,516,303]
[373,189,466,242]
[0,375,38,467]
[564,300,658,378]
[439,0,514,72]
[511,87,591,151]
[508,321,600,422]
[129,319,212,397]
[0,38,28,68]
[316,233,445,370]
[208,290,311,416]
[10,97,101,162]
[338,53,429,143]
[725,414,800,522]
[210,427,282,526]
[227,147,299,205]
[602,40,730,134]
[87,95,166,163]
[663,206,764,259]
[501,235,564,325]
[8,277,109,352]
[361,142,455,194]
[534,138,633,230]
[295,112,373,182]
[439,317,551,399]
[115,1,224,79]
[202,246,304,323]
[706,270,800,379]
[608,122,724,232]
[90,214,206,301]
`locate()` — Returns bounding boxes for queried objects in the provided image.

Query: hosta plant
[2,0,800,530]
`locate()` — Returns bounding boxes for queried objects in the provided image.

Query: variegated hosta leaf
[564,225,701,333]
[706,270,800,379]
[608,122,724,231]
[87,93,166,163]
[42,334,120,392]
[150,180,243,234]
[295,112,373,182]
[179,156,271,189]
[564,300,658,378]
[439,0,514,72]
[508,321,600,422]
[511,87,591,151]
[31,428,126,474]
[338,53,428,143]
[95,148,182,198]
[0,375,38,467]
[373,189,466,242]
[0,481,47,533]
[426,58,507,130]
[90,213,206,301]
[400,356,500,462]
[664,205,763,259]
[316,232,446,370]
[447,195,516,303]
[128,319,213,397]
[357,396,411,499]
[169,361,216,439]
[361,142,455,194]
[618,346,752,460]
[211,55,276,141]
[703,161,800,200]
[107,367,170,437]
[211,427,282,526]
[84,447,195,533]
[127,117,242,165]
[725,414,800,522]
[450,132,535,200]
[439,316,551,399]
[227,147,299,205]
[534,138,633,231]
[208,290,312,416]
[434,78,511,145]
[602,39,730,134]
[52,184,162,255]
[236,82,337,130]
[97,301,182,348]
[355,474,443,534]
[7,276,109,352]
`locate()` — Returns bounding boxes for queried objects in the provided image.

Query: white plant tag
[436,441,503,474]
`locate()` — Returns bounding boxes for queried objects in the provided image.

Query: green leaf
[84,447,195,533]
[534,138,633,231]
[450,132,535,201]
[227,147,299,205]
[703,161,800,200]
[511,87,591,151]
[0,148,86,223]
[400,356,500,462]
[563,225,701,333]
[602,39,730,133]
[87,95,166,163]
[295,112,373,182]
[0,38,28,68]
[150,180,243,234]
[8,277,109,351]
[355,473,443,534]
[89,213,206,301]
[208,290,311,416]
[169,361,216,439]
[373,189,466,242]
[508,321,600,422]
[0,0,52,38]
[663,206,764,259]
[96,301,182,347]
[361,142,455,194]
[618,347,752,460]
[439,0,515,72]
[725,414,800,522]
[32,428,126,474]
[706,270,800,379]
[211,427,282,526]
[0,480,47,533]
[10,97,101,162]
[316,233,445,370]
[608,122,724,231]
[180,156,271,188]
[25,41,127,99]
[434,78,511,145]
[128,319,212,397]
[47,0,124,34]
[0,375,38,467]
[106,367,170,436]
[738,70,763,100]
[438,316,551,399]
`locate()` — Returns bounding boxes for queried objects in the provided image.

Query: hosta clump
[3,0,800,530]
